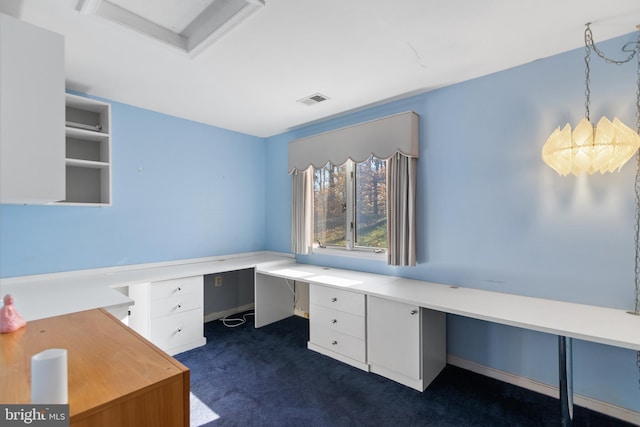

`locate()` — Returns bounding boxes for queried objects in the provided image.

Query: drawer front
[310,303,365,339]
[150,309,203,352]
[150,292,201,318]
[309,323,366,363]
[151,276,202,300]
[310,284,365,315]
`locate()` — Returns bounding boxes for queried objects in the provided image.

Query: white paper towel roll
[31,348,68,404]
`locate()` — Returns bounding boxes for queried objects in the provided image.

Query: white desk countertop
[2,252,639,352]
[257,261,640,352]
[0,252,292,321]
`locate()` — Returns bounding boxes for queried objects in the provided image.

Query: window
[313,156,387,253]
[289,111,418,265]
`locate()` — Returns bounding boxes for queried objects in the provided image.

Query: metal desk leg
[559,336,574,427]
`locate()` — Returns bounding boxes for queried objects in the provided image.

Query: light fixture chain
[586,22,640,389]
[584,28,591,121]
[585,24,639,65]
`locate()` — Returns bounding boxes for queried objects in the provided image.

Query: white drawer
[310,323,366,363]
[150,309,203,352]
[150,276,202,300]
[310,284,365,315]
[150,292,201,318]
[310,303,365,339]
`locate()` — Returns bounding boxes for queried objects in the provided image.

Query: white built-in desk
[254,260,640,427]
[256,261,640,352]
[2,252,640,426]
[0,252,291,321]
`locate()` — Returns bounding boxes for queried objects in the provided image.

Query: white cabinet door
[0,14,65,204]
[367,295,421,380]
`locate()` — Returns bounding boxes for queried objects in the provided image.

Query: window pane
[355,157,387,249]
[314,163,347,247]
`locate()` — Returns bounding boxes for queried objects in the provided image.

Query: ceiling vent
[297,93,330,106]
[76,0,266,57]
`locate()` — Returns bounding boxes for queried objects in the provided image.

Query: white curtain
[290,166,313,255]
[387,153,417,266]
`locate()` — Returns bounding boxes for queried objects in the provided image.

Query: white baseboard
[307,342,369,372]
[204,303,255,323]
[447,355,640,425]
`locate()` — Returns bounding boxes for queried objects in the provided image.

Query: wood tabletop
[0,309,189,425]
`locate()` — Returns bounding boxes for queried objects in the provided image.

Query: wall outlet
[214,276,222,287]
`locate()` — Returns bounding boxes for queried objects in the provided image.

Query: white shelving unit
[60,93,112,205]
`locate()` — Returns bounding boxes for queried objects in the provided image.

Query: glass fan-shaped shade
[542,117,640,176]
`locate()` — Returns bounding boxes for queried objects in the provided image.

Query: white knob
[331,319,337,324]
[331,297,337,302]
[331,340,338,345]
[410,309,418,315]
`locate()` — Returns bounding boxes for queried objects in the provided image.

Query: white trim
[447,354,640,425]
[312,247,387,262]
[204,303,255,323]
[165,337,207,356]
[307,342,369,372]
[369,363,425,391]
[75,0,264,57]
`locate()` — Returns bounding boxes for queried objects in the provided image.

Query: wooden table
[0,309,189,427]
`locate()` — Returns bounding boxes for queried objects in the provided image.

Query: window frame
[313,158,387,258]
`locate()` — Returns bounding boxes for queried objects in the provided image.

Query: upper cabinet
[0,14,65,204]
[61,94,112,205]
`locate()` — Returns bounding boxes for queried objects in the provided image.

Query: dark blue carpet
[175,313,634,427]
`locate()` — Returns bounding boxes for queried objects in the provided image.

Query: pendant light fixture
[542,24,640,176]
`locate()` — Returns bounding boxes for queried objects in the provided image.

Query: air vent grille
[297,93,330,106]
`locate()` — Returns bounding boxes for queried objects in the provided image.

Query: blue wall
[265,33,640,413]
[0,98,266,277]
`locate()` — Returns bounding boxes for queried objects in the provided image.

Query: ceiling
[3,0,640,137]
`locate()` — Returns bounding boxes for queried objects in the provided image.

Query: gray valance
[288,111,419,173]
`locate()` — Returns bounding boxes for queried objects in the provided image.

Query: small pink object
[0,294,27,333]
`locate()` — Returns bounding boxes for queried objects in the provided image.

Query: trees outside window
[313,156,387,252]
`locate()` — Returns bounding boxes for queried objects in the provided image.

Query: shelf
[59,93,112,205]
[64,165,110,204]
[65,126,109,141]
[66,158,110,169]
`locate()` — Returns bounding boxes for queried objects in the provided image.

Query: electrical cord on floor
[221,279,298,328]
[220,311,255,328]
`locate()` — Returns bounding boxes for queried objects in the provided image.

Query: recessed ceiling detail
[75,0,265,56]
[297,93,330,106]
